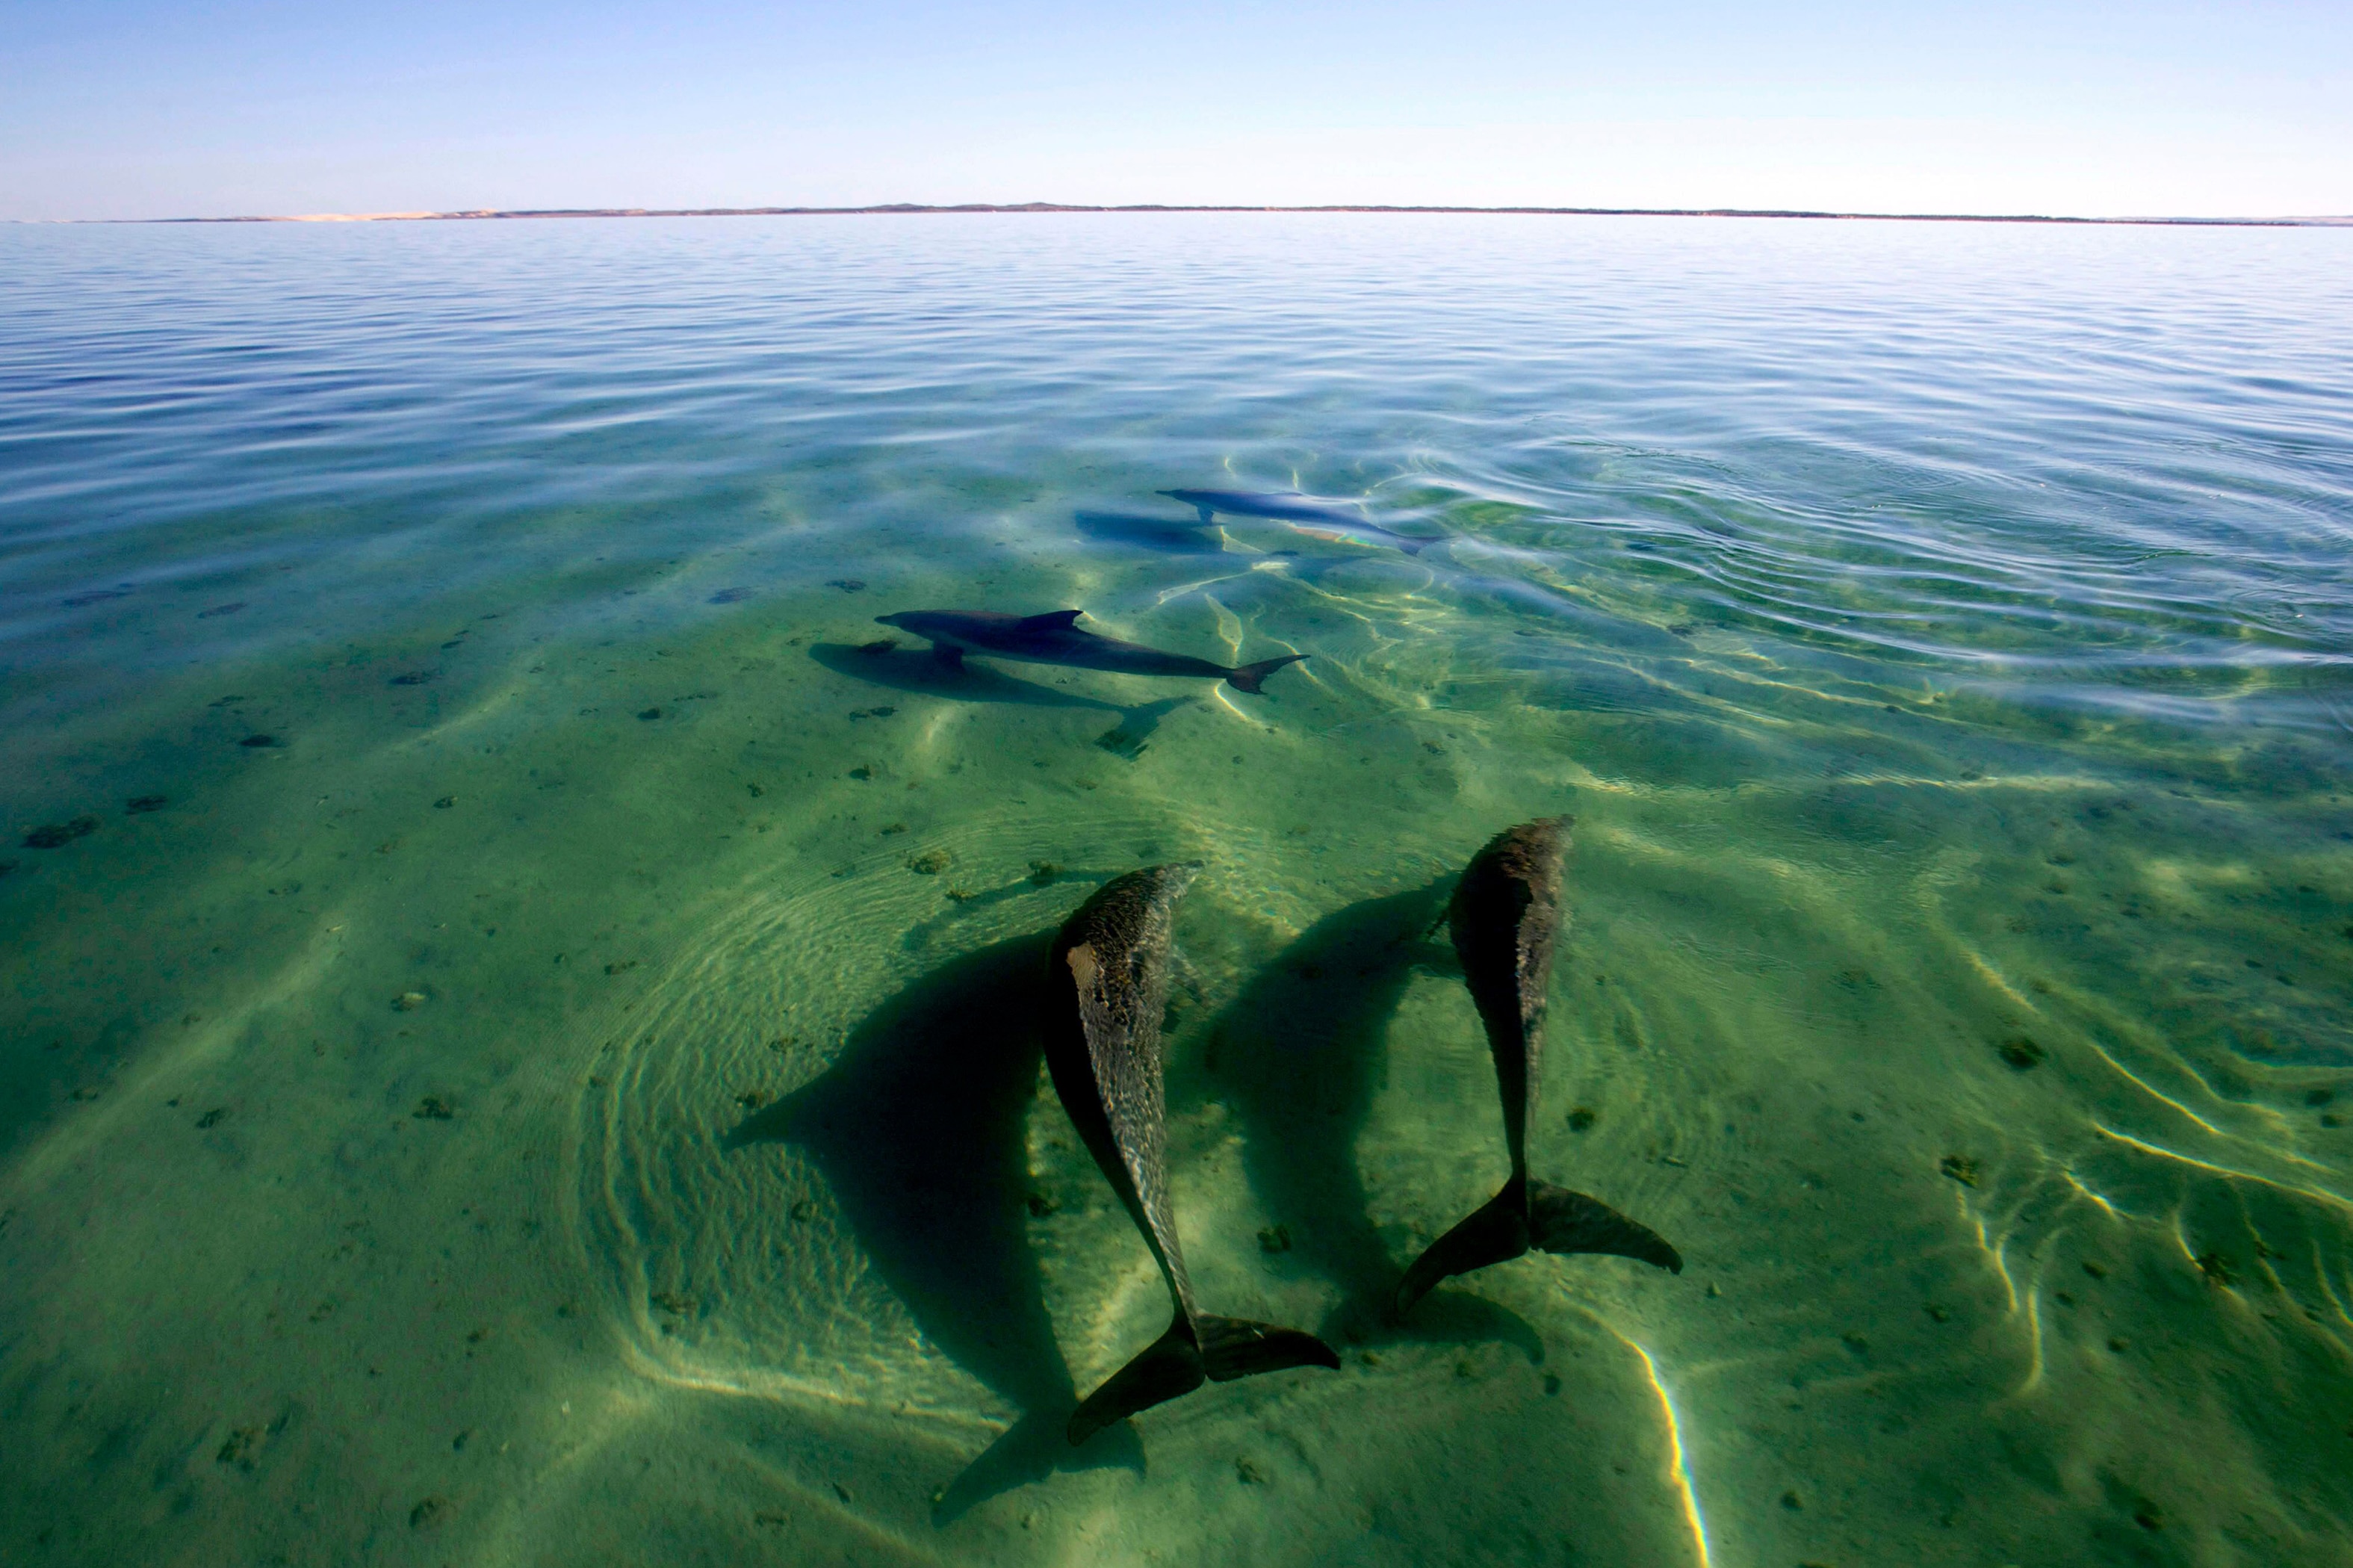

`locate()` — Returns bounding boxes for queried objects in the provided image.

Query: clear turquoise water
[3,214,2349,1565]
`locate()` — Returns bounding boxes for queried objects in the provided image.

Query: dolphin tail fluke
[1196,1315,1342,1382]
[1393,1183,1531,1318]
[1067,1316,1204,1445]
[1528,1180,1683,1274]
[1226,654,1307,695]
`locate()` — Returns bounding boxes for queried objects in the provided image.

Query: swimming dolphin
[874,609,1306,695]
[1159,489,1433,555]
[1395,818,1682,1317]
[1046,865,1341,1443]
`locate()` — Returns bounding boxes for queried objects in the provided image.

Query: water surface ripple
[2,214,2349,1567]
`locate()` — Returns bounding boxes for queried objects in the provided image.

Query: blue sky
[3,0,2346,220]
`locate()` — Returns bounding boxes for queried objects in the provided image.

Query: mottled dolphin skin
[1395,818,1683,1317]
[1159,489,1433,555]
[1046,866,1340,1443]
[874,608,1306,695]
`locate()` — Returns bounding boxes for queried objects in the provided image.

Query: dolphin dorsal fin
[1019,609,1085,631]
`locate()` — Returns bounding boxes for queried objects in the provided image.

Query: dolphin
[1395,818,1682,1317]
[875,609,1306,695]
[1159,489,1434,555]
[1045,865,1341,1443]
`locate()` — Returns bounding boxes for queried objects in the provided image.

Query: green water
[2,214,2349,1565]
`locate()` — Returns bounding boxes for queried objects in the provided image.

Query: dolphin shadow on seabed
[1184,878,1547,1362]
[1072,509,1229,556]
[806,641,1191,759]
[724,934,1143,1524]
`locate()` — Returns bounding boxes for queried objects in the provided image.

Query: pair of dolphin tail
[1066,1313,1341,1444]
[1393,1178,1682,1318]
[1227,654,1308,695]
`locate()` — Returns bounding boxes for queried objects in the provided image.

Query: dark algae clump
[1997,1035,2047,1070]
[22,816,99,849]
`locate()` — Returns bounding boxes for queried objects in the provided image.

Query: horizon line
[50,202,2353,228]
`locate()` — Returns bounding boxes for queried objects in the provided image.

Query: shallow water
[3,213,2350,1566]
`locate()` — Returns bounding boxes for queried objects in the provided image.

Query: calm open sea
[3,214,2349,1566]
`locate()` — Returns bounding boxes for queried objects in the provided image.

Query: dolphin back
[1161,488,1351,523]
[1048,863,1344,1441]
[1448,816,1572,1107]
[1397,815,1682,1317]
[1045,865,1198,1271]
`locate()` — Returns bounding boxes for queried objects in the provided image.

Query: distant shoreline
[104,203,2353,228]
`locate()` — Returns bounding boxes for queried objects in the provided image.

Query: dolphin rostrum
[874,609,1306,695]
[1046,865,1340,1442]
[1159,489,1433,555]
[1395,818,1682,1317]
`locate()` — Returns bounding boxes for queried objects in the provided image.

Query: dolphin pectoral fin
[1393,1184,1531,1318]
[1528,1180,1683,1274]
[930,644,965,669]
[1067,1316,1204,1445]
[1196,1316,1342,1381]
[1225,654,1306,695]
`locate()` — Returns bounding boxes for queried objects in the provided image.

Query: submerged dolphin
[1046,866,1340,1442]
[1395,818,1682,1317]
[1159,489,1433,555]
[874,609,1306,695]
